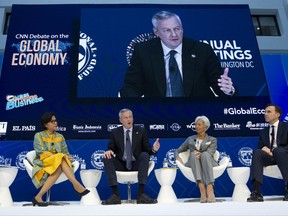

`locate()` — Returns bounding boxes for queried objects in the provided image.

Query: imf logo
[149,155,157,164]
[238,147,253,166]
[16,151,29,171]
[78,32,97,81]
[91,150,105,170]
[165,149,177,168]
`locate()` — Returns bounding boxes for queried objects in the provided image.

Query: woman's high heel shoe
[75,189,90,197]
[32,198,48,207]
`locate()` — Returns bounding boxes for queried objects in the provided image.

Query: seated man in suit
[247,104,288,202]
[102,108,160,205]
[120,10,235,97]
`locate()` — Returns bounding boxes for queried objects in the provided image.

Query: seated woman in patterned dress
[31,112,89,206]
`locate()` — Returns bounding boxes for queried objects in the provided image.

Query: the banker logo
[91,150,105,170]
[16,151,28,170]
[186,122,196,131]
[170,123,181,131]
[238,147,253,166]
[213,123,240,130]
[78,32,97,81]
[0,122,8,134]
[126,33,157,66]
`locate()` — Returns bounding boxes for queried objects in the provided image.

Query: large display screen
[78,5,268,98]
[0,4,270,140]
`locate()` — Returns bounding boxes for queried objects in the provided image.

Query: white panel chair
[175,150,230,184]
[263,165,283,179]
[116,161,155,203]
[23,150,80,205]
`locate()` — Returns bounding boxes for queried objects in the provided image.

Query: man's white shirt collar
[161,42,182,56]
[271,120,279,128]
[124,127,133,133]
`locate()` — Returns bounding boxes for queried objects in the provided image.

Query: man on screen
[120,10,235,97]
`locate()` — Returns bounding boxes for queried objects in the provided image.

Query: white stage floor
[1,196,288,216]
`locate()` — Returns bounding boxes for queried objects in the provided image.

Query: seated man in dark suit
[102,108,160,205]
[120,10,235,98]
[247,104,288,202]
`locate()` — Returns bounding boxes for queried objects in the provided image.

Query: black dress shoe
[137,193,157,204]
[102,194,121,205]
[32,198,48,207]
[75,189,90,197]
[247,191,264,202]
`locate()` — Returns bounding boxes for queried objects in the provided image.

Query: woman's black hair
[40,112,56,130]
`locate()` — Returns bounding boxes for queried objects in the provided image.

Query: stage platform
[1,196,288,216]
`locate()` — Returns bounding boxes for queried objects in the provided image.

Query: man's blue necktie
[169,50,184,97]
[126,130,132,170]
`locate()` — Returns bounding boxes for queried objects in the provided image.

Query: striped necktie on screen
[169,50,184,97]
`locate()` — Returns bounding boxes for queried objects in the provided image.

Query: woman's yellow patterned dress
[32,131,72,189]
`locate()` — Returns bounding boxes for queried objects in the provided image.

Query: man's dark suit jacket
[120,37,227,97]
[258,122,288,149]
[107,125,155,161]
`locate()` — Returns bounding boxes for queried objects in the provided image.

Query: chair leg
[127,182,131,203]
[46,189,51,203]
[121,181,136,204]
[46,189,69,205]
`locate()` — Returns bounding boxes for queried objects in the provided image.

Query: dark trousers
[103,152,150,186]
[251,147,288,185]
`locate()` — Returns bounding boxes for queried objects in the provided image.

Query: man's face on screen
[153,16,183,49]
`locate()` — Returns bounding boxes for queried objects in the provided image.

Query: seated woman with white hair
[175,115,218,203]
